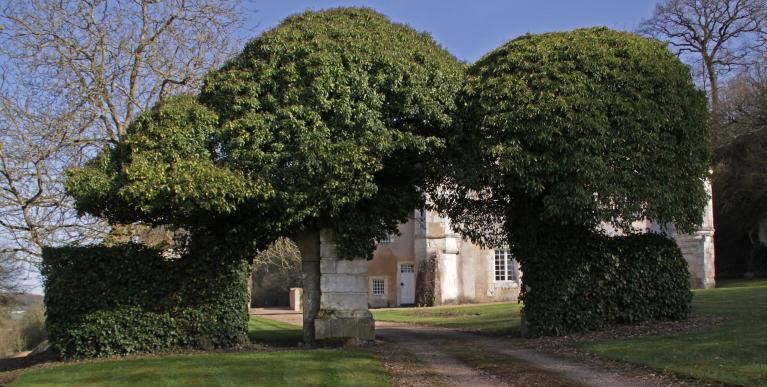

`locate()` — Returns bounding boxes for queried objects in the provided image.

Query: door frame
[397,261,416,306]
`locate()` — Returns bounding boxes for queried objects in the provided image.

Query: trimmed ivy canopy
[67,8,464,257]
[444,27,710,236]
[66,96,262,226]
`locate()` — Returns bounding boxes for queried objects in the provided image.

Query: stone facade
[367,210,521,308]
[368,183,718,307]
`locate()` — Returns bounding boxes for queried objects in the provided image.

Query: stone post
[315,228,375,343]
[289,288,302,312]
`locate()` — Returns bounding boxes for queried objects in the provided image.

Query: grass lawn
[12,316,386,386]
[248,315,302,346]
[372,302,522,335]
[371,280,767,385]
[10,349,387,387]
[579,279,767,386]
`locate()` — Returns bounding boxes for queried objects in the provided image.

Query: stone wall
[367,221,415,307]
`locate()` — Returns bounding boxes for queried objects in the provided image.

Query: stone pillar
[672,179,716,289]
[439,239,460,304]
[315,229,374,343]
[423,210,462,305]
[700,178,716,288]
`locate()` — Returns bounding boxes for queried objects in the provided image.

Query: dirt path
[377,322,506,387]
[376,322,652,387]
[250,307,304,325]
[252,309,665,386]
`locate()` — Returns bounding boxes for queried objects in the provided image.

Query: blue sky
[243,1,660,63]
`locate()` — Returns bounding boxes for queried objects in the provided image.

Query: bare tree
[250,237,302,308]
[0,66,105,262]
[720,60,767,136]
[252,238,302,275]
[638,0,767,134]
[0,252,25,295]
[0,0,245,267]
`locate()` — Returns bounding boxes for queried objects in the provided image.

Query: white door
[399,263,415,305]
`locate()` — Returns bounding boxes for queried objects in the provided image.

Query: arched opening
[249,237,302,309]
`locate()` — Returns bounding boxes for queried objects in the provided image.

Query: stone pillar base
[316,310,374,343]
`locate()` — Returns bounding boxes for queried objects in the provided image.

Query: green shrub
[42,244,249,359]
[519,228,692,336]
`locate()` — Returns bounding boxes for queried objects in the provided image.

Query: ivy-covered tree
[437,28,710,334]
[66,8,463,343]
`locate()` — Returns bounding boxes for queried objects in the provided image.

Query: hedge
[518,227,692,336]
[42,244,250,359]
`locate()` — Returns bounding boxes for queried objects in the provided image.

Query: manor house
[366,190,716,308]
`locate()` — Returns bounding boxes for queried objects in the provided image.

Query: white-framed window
[372,278,386,296]
[400,263,414,273]
[378,234,395,245]
[494,250,519,282]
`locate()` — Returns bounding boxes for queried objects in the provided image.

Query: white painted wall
[439,252,459,303]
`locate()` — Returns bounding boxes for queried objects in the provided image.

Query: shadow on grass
[0,349,58,372]
[248,316,303,347]
[248,329,303,347]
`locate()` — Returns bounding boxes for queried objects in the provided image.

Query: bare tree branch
[0,0,246,272]
[638,0,767,139]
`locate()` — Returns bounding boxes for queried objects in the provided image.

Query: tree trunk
[705,57,722,145]
[301,255,321,344]
[746,229,757,278]
[709,69,720,119]
[291,231,321,345]
[247,271,253,309]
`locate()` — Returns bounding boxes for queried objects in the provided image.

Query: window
[416,209,427,235]
[372,279,385,296]
[378,234,395,245]
[400,264,414,273]
[494,250,518,282]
